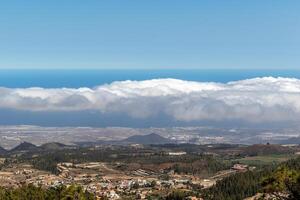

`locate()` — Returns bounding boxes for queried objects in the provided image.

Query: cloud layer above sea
[1,77,300,123]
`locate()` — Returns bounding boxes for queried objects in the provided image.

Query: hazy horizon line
[0,68,299,71]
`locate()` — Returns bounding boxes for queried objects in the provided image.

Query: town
[0,137,298,199]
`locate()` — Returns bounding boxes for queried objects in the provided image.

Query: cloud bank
[1,77,300,123]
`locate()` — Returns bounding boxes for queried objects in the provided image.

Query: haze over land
[0,125,299,149]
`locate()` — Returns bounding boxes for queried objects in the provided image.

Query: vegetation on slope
[201,156,300,200]
[262,157,300,199]
[0,184,94,200]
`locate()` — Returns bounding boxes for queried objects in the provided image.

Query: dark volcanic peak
[11,141,38,152]
[0,146,7,154]
[40,142,68,150]
[122,133,173,145]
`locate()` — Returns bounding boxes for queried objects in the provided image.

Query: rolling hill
[10,142,38,152]
[0,146,7,155]
[121,133,173,145]
[40,142,69,150]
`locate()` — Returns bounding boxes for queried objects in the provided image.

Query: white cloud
[1,77,300,123]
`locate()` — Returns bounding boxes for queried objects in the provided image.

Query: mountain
[40,142,68,150]
[0,146,7,155]
[40,142,75,150]
[10,142,38,152]
[75,133,175,146]
[121,133,173,145]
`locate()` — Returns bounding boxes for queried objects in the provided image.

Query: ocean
[1,69,300,88]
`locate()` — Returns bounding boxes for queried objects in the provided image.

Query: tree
[166,190,187,200]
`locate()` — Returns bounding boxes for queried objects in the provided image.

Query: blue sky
[0,0,299,69]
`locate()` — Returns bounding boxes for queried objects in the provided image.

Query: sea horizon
[1,69,300,88]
